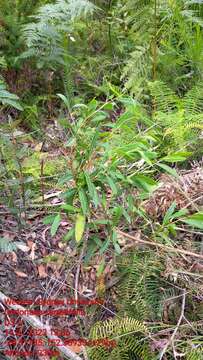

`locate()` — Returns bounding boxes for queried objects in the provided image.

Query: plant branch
[117,229,203,260]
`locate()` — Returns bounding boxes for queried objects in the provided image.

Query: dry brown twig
[159,289,186,359]
[117,229,203,260]
[74,228,89,309]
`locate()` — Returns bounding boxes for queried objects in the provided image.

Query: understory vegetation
[0,1,203,359]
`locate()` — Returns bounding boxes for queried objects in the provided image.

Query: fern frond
[34,0,95,22]
[149,81,203,150]
[89,316,152,360]
[121,0,153,34]
[182,8,203,27]
[148,81,179,113]
[121,45,151,96]
[91,317,147,340]
[22,0,95,67]
[118,252,164,320]
[22,22,64,66]
[184,120,203,130]
[186,348,203,360]
[88,346,109,360]
[183,83,203,115]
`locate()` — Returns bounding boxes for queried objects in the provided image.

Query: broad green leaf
[122,207,131,224]
[57,93,70,109]
[168,224,177,236]
[112,230,121,255]
[1,98,23,111]
[157,163,179,178]
[112,206,123,225]
[51,214,61,236]
[43,214,56,225]
[58,171,73,185]
[92,112,107,123]
[88,98,98,111]
[72,103,88,109]
[75,214,86,243]
[62,188,76,201]
[92,236,103,247]
[85,172,99,208]
[106,175,117,195]
[93,219,110,225]
[61,204,79,213]
[63,227,74,242]
[181,212,203,230]
[96,260,105,277]
[84,241,98,264]
[129,174,157,192]
[162,152,192,162]
[99,238,110,255]
[137,150,156,165]
[163,201,177,225]
[79,188,88,215]
[170,208,189,221]
[0,80,23,110]
[102,102,114,110]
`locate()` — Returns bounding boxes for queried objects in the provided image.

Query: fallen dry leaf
[34,142,43,152]
[27,240,34,249]
[29,242,36,261]
[11,252,17,263]
[38,264,48,278]
[15,270,28,278]
[16,243,30,252]
[2,232,15,241]
[58,242,66,249]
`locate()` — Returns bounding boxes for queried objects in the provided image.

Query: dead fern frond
[143,167,203,217]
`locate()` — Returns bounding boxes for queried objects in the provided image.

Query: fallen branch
[159,289,186,359]
[74,228,89,309]
[117,229,203,260]
[0,291,83,360]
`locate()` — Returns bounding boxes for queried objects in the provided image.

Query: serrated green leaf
[75,214,86,243]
